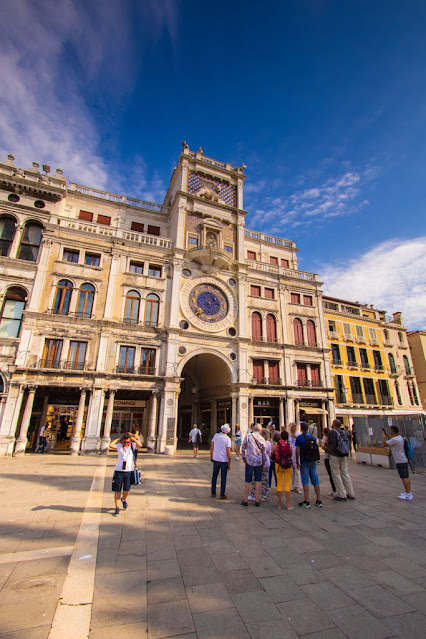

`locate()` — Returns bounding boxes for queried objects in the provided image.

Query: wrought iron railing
[36,359,85,370]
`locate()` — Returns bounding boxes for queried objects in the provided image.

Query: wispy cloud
[0,0,177,192]
[247,169,371,231]
[321,237,426,330]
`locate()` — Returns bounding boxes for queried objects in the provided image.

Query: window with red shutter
[250,285,261,297]
[303,295,313,306]
[97,215,111,226]
[297,363,307,386]
[291,293,300,304]
[266,314,277,342]
[264,288,274,299]
[270,256,278,265]
[247,250,256,260]
[293,318,304,346]
[147,225,160,236]
[268,360,279,383]
[79,210,93,222]
[307,320,317,346]
[131,222,145,233]
[281,258,289,268]
[253,360,264,383]
[251,312,263,340]
[311,364,320,387]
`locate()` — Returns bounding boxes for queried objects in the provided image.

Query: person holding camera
[110,432,143,516]
[382,426,413,500]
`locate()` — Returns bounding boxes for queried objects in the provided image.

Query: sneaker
[347,496,355,500]
[121,499,128,509]
[241,501,248,507]
[299,501,311,508]
[328,491,337,496]
[114,507,120,516]
[316,500,323,507]
[333,496,347,502]
[255,502,260,507]
[398,493,413,500]
[248,495,256,501]
[219,494,228,500]
[235,456,239,460]
[297,489,303,494]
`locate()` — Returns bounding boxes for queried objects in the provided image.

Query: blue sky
[1,0,425,329]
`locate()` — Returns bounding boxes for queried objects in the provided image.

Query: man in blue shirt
[296,421,322,508]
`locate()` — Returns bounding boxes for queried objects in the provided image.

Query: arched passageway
[177,352,233,447]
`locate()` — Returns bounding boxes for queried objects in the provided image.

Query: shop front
[102,399,146,439]
[253,397,280,428]
[299,399,328,437]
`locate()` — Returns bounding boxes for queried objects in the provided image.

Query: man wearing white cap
[210,424,232,500]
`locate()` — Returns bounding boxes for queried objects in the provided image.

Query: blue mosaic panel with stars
[187,172,236,207]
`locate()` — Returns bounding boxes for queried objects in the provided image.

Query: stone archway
[177,352,233,448]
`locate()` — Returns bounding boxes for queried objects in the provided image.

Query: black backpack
[302,433,320,462]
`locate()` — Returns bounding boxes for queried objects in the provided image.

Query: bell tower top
[164,143,246,211]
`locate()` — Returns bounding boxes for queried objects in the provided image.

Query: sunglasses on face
[122,440,131,444]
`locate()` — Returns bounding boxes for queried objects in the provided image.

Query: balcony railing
[375,365,385,372]
[115,365,156,375]
[380,396,394,406]
[360,362,371,369]
[69,183,169,213]
[370,337,379,345]
[365,394,378,405]
[332,359,343,366]
[336,392,347,403]
[389,366,400,376]
[328,331,339,340]
[347,361,358,369]
[36,359,85,370]
[252,377,282,386]
[246,259,318,281]
[252,336,280,343]
[356,336,366,344]
[48,309,93,319]
[296,380,324,388]
[352,393,364,404]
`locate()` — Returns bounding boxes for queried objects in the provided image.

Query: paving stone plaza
[0,452,425,639]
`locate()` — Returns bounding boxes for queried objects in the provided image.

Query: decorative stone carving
[198,181,224,203]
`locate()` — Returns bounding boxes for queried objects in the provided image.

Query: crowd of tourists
[108,418,414,515]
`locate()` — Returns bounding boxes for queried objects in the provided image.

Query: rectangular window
[118,346,135,373]
[303,295,313,306]
[131,221,145,233]
[291,293,300,304]
[350,376,363,403]
[355,325,364,338]
[373,350,383,370]
[346,346,357,365]
[264,288,274,299]
[247,250,256,260]
[334,374,346,402]
[224,245,233,254]
[148,264,161,277]
[147,225,160,236]
[268,361,279,383]
[359,348,369,366]
[253,359,264,383]
[63,249,79,263]
[369,328,378,343]
[42,339,63,368]
[331,343,341,364]
[296,363,307,386]
[250,285,261,297]
[270,256,278,265]
[324,301,338,310]
[363,378,377,403]
[66,341,87,370]
[328,321,336,332]
[79,210,93,222]
[129,261,144,274]
[311,364,321,386]
[85,253,100,266]
[343,323,352,337]
[188,235,198,247]
[141,348,156,375]
[281,259,289,268]
[97,214,111,226]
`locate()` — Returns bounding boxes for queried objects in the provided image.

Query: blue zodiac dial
[189,284,228,323]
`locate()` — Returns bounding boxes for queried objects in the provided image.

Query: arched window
[144,293,159,326]
[407,382,414,404]
[388,353,397,374]
[124,290,140,324]
[412,383,420,405]
[0,286,26,338]
[0,216,17,256]
[53,279,73,315]
[403,355,411,375]
[251,311,263,340]
[306,320,317,346]
[266,314,277,342]
[17,222,43,261]
[293,318,304,346]
[76,283,95,318]
[395,381,402,405]
[398,331,404,343]
[383,329,389,342]
[0,376,4,394]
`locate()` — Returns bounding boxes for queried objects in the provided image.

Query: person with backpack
[327,419,355,502]
[241,423,267,507]
[382,425,413,500]
[188,424,202,458]
[275,430,294,510]
[295,421,323,508]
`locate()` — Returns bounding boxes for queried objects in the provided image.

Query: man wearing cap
[210,424,232,500]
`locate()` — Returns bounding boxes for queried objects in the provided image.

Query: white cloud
[321,237,426,330]
[0,0,177,193]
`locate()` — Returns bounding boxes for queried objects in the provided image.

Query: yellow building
[322,296,422,431]
[407,331,426,410]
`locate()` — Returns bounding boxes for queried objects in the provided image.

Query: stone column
[286,397,295,424]
[14,386,37,455]
[100,389,116,454]
[279,397,285,429]
[210,401,217,441]
[295,400,300,424]
[231,394,237,438]
[249,396,254,425]
[70,389,88,455]
[0,384,25,455]
[321,400,328,434]
[147,391,159,452]
[329,399,336,422]
[81,388,105,454]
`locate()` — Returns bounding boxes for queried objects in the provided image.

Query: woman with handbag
[110,432,142,516]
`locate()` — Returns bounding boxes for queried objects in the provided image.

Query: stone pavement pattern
[0,452,426,639]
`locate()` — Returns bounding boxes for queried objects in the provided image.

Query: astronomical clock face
[181,276,237,333]
[189,284,228,323]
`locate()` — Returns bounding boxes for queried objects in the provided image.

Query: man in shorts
[295,421,322,508]
[110,432,143,516]
[241,423,266,507]
[382,426,413,500]
[188,424,202,457]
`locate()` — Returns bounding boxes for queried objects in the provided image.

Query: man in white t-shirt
[188,424,202,457]
[382,425,413,500]
[210,424,232,499]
